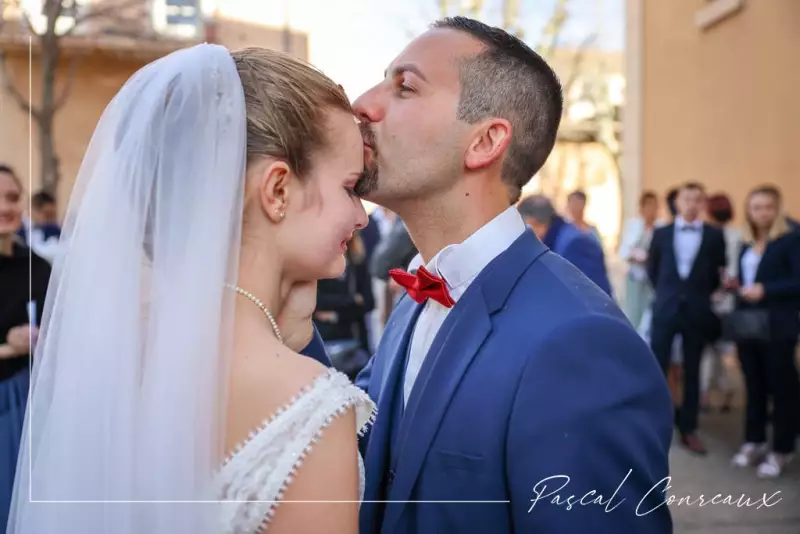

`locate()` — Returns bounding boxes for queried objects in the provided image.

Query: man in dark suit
[518,195,613,296]
[648,181,726,454]
[361,211,383,265]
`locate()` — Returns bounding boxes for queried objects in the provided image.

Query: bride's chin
[323,254,347,279]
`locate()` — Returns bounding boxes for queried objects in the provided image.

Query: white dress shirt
[402,206,526,406]
[673,217,703,279]
[741,247,762,288]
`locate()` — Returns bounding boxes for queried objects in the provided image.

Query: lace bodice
[215,368,376,534]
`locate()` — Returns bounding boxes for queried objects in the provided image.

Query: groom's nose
[352,86,385,124]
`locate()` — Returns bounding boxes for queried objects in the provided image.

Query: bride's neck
[236,237,288,334]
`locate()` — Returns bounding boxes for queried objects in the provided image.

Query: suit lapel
[687,224,711,280]
[666,224,680,276]
[381,230,547,534]
[362,298,422,505]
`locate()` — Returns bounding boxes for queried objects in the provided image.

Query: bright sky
[213,0,624,99]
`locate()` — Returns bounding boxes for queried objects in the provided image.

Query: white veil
[7,43,246,533]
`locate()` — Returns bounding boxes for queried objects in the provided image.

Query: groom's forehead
[389,29,484,80]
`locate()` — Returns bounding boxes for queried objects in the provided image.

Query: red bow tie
[389,266,455,308]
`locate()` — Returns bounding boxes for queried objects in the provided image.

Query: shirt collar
[406,206,526,302]
[676,216,703,231]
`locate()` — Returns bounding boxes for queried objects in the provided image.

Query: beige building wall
[627,0,800,223]
[0,11,307,216]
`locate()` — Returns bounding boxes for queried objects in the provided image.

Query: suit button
[387,470,395,485]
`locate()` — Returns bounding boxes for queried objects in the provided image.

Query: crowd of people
[619,182,799,477]
[331,180,799,481]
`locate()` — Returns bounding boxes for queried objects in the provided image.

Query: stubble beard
[355,122,380,198]
[354,161,379,198]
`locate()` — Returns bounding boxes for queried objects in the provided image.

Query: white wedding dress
[215,368,376,533]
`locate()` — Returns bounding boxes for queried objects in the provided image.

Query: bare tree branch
[1,0,161,194]
[561,32,597,100]
[0,50,41,120]
[1,0,40,37]
[53,55,80,111]
[537,0,570,61]
[63,0,147,36]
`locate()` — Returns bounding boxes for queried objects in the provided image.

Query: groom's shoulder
[512,248,620,316]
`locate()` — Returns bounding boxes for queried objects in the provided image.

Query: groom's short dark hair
[432,17,563,203]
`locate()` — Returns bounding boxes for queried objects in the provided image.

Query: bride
[7,44,375,534]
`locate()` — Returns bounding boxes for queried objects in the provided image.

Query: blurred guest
[618,191,663,328]
[565,189,602,244]
[369,206,396,241]
[315,232,374,353]
[701,193,741,411]
[727,185,799,478]
[30,191,61,237]
[3,168,63,265]
[647,182,726,454]
[369,218,418,324]
[0,167,50,529]
[519,195,612,296]
[360,209,382,265]
[363,207,401,350]
[658,186,683,402]
[665,187,679,220]
[369,217,417,282]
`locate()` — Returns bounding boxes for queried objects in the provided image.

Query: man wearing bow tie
[347,16,673,534]
[648,181,727,455]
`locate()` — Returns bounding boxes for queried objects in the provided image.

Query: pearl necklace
[227,285,283,344]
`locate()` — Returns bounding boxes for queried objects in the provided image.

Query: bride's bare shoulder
[225,346,333,451]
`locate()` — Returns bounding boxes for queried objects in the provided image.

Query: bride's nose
[354,202,368,231]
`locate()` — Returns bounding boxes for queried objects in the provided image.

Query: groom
[305,17,672,533]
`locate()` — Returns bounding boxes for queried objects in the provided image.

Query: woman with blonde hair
[7,45,375,534]
[726,185,799,478]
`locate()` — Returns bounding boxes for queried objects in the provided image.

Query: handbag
[721,309,770,342]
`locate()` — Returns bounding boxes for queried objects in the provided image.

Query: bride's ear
[257,160,293,223]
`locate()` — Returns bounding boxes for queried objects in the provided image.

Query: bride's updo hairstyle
[231,48,352,177]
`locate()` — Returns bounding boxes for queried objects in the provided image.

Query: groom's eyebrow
[384,64,428,83]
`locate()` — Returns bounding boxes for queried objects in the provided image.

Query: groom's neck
[399,185,510,264]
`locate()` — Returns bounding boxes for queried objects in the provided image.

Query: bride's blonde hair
[231,48,352,177]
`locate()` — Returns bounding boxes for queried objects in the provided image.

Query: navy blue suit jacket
[299,325,332,367]
[647,223,726,339]
[736,229,800,341]
[355,230,673,534]
[362,213,382,265]
[544,218,613,296]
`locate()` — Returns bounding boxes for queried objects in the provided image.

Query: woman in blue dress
[0,165,50,530]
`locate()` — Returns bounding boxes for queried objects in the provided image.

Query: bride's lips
[340,233,354,252]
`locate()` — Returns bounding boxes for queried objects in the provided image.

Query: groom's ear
[464,119,512,171]
[258,159,293,223]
